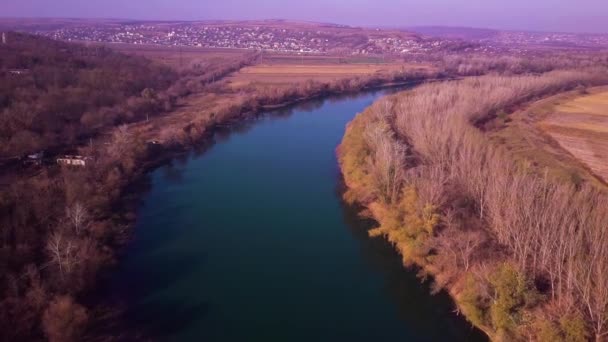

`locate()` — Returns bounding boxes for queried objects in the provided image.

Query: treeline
[156,67,440,148]
[0,32,178,157]
[440,52,608,76]
[168,52,260,97]
[338,70,608,341]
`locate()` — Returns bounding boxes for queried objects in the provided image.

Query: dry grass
[555,91,608,116]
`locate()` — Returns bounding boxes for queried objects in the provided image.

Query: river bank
[337,71,608,341]
[77,73,444,338]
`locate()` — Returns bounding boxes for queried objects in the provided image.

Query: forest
[338,70,608,341]
[0,32,179,158]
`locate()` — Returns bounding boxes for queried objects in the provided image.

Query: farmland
[106,45,437,144]
[98,43,437,144]
[103,42,435,86]
[486,86,608,188]
[540,88,608,182]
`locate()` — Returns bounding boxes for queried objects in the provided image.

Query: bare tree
[360,71,608,339]
[65,202,89,235]
[46,232,79,278]
[107,124,132,159]
[438,210,484,271]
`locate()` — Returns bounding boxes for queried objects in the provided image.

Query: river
[106,89,487,341]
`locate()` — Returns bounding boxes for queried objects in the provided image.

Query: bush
[489,263,535,333]
[42,295,88,342]
[460,274,486,328]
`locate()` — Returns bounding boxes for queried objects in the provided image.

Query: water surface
[110,90,486,341]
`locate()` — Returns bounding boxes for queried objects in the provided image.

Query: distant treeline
[338,70,608,341]
[440,52,608,76]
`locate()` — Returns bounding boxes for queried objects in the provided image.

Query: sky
[3,0,608,34]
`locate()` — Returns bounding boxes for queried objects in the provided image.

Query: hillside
[1,18,480,56]
[0,32,177,158]
[409,26,608,50]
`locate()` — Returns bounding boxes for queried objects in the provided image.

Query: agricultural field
[103,43,434,85]
[488,86,608,187]
[540,89,608,181]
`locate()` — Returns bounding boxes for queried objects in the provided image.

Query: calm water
[109,90,486,341]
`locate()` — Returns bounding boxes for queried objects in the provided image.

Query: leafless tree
[46,232,79,278]
[65,202,89,235]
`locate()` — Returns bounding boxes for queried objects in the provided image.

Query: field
[488,86,608,187]
[104,42,436,93]
[96,42,251,71]
[97,43,437,152]
[225,62,431,88]
[540,89,608,181]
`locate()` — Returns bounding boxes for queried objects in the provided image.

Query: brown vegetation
[0,32,177,158]
[338,70,608,341]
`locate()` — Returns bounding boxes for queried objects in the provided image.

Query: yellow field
[541,89,608,182]
[556,92,608,116]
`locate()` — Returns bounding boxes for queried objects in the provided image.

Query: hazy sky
[4,0,608,33]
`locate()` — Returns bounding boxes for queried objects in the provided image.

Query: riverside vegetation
[2,30,608,341]
[338,70,608,341]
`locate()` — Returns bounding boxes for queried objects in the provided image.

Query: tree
[437,210,485,271]
[46,231,79,278]
[65,202,89,235]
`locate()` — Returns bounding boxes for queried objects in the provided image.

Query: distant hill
[407,26,500,40]
[0,18,434,55]
[407,25,608,49]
